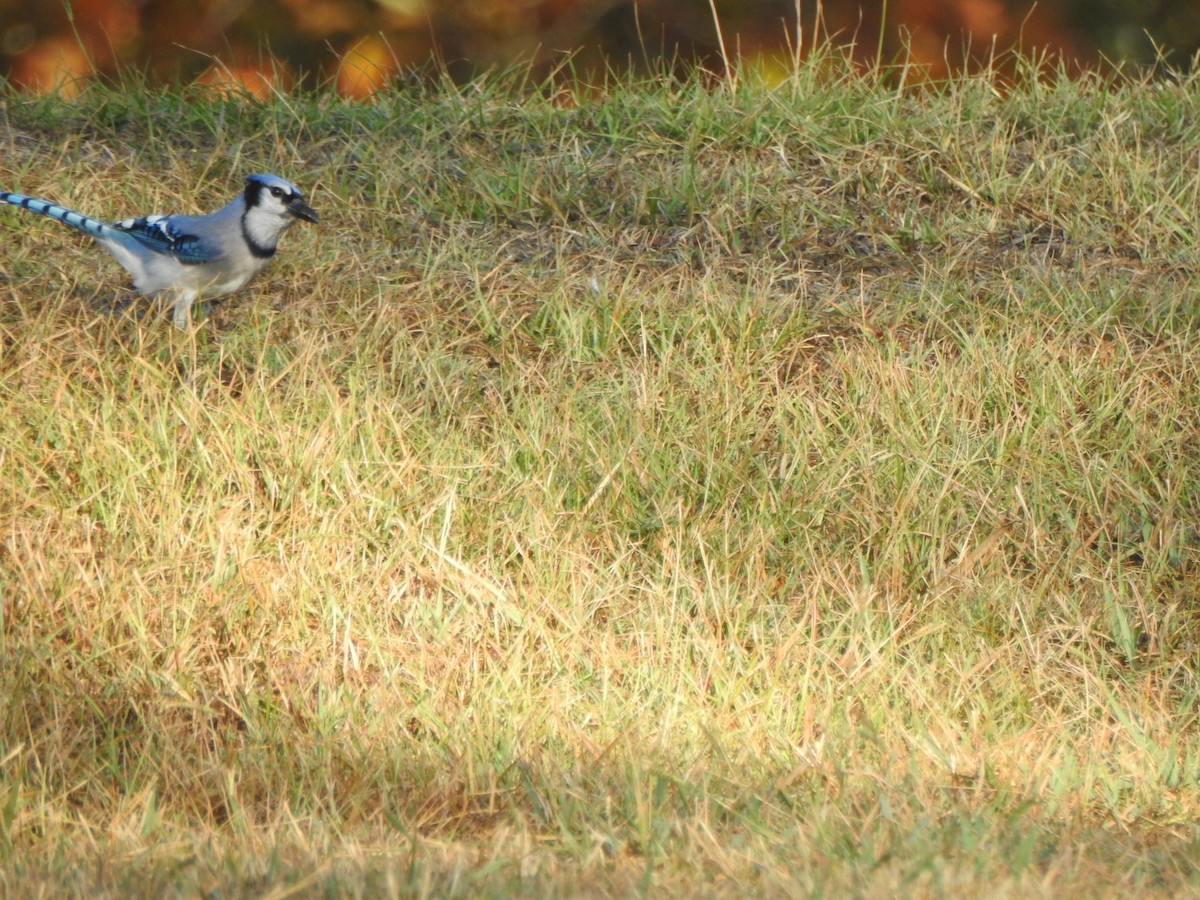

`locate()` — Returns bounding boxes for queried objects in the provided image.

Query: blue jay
[0,173,318,328]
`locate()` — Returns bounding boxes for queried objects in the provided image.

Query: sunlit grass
[1,54,1199,896]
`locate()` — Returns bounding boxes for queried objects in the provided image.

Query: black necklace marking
[241,211,277,259]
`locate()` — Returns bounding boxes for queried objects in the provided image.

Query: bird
[0,173,319,328]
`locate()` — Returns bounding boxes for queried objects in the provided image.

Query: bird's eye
[270,187,283,197]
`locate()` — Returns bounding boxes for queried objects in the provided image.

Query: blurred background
[0,0,1197,98]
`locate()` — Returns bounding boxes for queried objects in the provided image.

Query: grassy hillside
[1,58,1199,896]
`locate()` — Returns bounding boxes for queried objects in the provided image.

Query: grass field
[1,55,1199,896]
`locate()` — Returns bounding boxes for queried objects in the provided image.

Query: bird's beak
[291,201,319,224]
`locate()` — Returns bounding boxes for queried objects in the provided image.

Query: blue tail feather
[0,191,113,241]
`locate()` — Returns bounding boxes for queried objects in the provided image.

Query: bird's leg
[171,289,198,330]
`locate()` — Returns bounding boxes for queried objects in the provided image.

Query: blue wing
[112,214,222,265]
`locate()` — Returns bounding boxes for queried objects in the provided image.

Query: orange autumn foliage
[0,0,1165,98]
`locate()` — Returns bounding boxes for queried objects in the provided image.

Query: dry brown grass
[1,59,1199,896]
